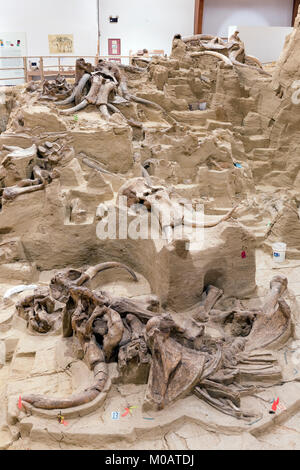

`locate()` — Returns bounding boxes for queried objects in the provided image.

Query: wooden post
[23,57,28,83]
[194,0,204,35]
[292,0,300,26]
[39,57,45,81]
[58,56,61,74]
[96,0,101,59]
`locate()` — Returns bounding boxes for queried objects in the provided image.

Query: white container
[272,242,287,263]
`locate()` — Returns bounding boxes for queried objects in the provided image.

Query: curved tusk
[107,102,122,114]
[57,73,91,106]
[22,388,100,410]
[74,73,91,104]
[184,204,239,228]
[182,34,216,43]
[119,64,146,73]
[76,262,138,286]
[245,54,264,70]
[22,357,108,410]
[229,52,271,76]
[107,103,143,129]
[60,99,88,115]
[129,94,162,110]
[57,90,76,106]
[190,51,233,66]
[129,94,177,124]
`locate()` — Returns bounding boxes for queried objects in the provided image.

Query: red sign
[108,38,121,55]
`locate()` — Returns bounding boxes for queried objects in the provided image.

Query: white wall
[203,0,294,37]
[0,0,194,58]
[1,0,292,63]
[99,0,194,56]
[0,0,98,57]
[235,26,293,63]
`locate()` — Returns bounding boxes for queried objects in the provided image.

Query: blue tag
[111,412,120,420]
[234,163,242,168]
[274,253,280,258]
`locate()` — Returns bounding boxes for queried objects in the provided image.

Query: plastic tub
[272,243,287,263]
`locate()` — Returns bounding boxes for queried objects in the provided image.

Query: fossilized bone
[182,34,217,43]
[16,267,290,420]
[228,44,270,77]
[16,288,58,334]
[144,314,206,410]
[79,153,118,176]
[41,74,72,101]
[246,275,291,351]
[74,58,94,85]
[119,64,147,73]
[118,178,238,242]
[190,51,233,67]
[20,262,141,410]
[55,58,176,125]
[182,32,270,76]
[118,313,151,384]
[58,73,91,106]
[194,285,224,322]
[107,103,143,128]
[1,165,57,202]
[75,261,138,287]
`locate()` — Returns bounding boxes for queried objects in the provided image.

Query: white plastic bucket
[272,243,287,263]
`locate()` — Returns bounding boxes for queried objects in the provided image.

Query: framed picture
[48,34,74,54]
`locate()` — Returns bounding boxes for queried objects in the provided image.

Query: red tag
[122,408,130,417]
[241,251,246,259]
[272,398,280,412]
[18,396,22,410]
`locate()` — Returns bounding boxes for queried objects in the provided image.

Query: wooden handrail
[0,67,24,70]
[0,76,24,81]
[0,53,167,85]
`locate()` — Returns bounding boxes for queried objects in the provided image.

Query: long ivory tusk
[60,99,88,115]
[22,347,108,410]
[229,51,271,76]
[245,54,264,69]
[129,94,162,109]
[129,94,177,124]
[119,64,146,73]
[22,387,101,410]
[57,73,91,106]
[74,73,91,104]
[190,51,233,66]
[184,205,239,228]
[107,103,143,128]
[57,90,76,106]
[182,34,216,43]
[76,262,138,286]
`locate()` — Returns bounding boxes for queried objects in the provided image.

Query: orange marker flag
[18,396,22,410]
